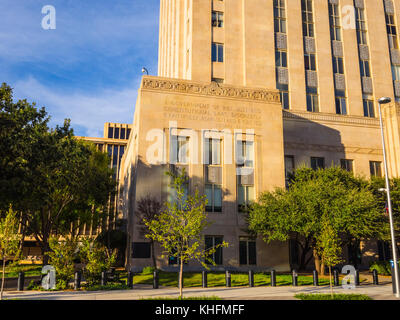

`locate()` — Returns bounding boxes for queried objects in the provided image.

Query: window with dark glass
[277,83,289,110]
[359,60,370,77]
[276,50,287,68]
[205,236,223,265]
[274,0,286,33]
[127,128,131,139]
[370,161,382,177]
[113,145,118,168]
[108,127,114,139]
[335,90,347,115]
[114,127,120,139]
[329,2,341,41]
[311,157,325,170]
[333,57,344,74]
[301,0,314,37]
[205,184,222,213]
[306,87,319,112]
[355,7,367,45]
[304,53,316,70]
[363,99,375,117]
[340,159,354,172]
[239,237,257,265]
[132,242,151,258]
[284,155,295,188]
[212,11,224,28]
[212,43,224,62]
[386,13,399,49]
[120,128,126,140]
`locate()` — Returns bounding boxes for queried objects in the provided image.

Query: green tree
[0,207,22,300]
[47,236,79,289]
[79,238,117,286]
[317,218,344,297]
[135,196,163,269]
[247,167,387,274]
[144,169,228,298]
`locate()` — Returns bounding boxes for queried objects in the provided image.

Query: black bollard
[225,271,231,287]
[153,270,159,289]
[202,271,208,288]
[127,271,134,289]
[292,270,298,286]
[372,269,379,285]
[355,270,360,286]
[249,270,254,287]
[101,271,107,286]
[333,269,339,286]
[313,270,319,286]
[271,270,276,287]
[17,272,25,291]
[74,271,81,290]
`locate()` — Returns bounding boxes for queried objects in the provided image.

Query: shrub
[79,238,117,286]
[369,260,392,276]
[47,237,79,290]
[141,266,155,274]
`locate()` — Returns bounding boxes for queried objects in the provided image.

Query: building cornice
[283,110,380,127]
[141,76,281,104]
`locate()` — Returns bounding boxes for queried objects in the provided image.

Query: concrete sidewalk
[3,283,399,300]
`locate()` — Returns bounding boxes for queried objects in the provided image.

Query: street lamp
[142,67,149,75]
[377,96,400,298]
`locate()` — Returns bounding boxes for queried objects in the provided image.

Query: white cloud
[12,76,141,137]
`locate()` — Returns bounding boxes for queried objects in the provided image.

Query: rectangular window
[306,87,319,112]
[304,54,316,70]
[274,0,287,33]
[386,13,399,49]
[205,184,222,213]
[205,236,223,265]
[113,145,118,168]
[174,136,189,164]
[340,159,354,172]
[212,43,224,62]
[311,157,325,170]
[212,11,224,28]
[108,127,114,139]
[392,65,400,81]
[238,185,255,212]
[370,161,382,177]
[120,128,126,140]
[114,127,120,139]
[335,90,347,115]
[127,128,131,139]
[276,50,288,68]
[359,60,371,77]
[355,7,367,45]
[363,99,375,118]
[284,155,295,188]
[236,140,254,168]
[204,138,221,165]
[329,2,342,41]
[277,83,289,110]
[239,237,257,265]
[301,0,314,37]
[132,242,151,258]
[333,57,344,74]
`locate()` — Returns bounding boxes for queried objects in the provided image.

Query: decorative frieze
[142,77,281,103]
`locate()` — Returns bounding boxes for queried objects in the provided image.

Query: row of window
[107,126,131,140]
[132,237,257,266]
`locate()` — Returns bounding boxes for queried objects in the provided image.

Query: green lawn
[295,293,373,300]
[123,271,332,287]
[0,264,42,278]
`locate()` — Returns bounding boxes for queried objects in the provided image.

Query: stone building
[119,0,400,271]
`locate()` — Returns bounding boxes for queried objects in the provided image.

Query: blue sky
[0,0,160,137]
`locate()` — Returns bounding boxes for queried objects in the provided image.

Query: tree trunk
[179,257,184,299]
[151,241,157,270]
[321,261,325,276]
[41,242,50,266]
[313,248,321,274]
[329,266,333,299]
[1,257,6,300]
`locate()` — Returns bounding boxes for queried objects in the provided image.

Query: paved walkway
[3,283,399,300]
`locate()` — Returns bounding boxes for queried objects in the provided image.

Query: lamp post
[142,67,149,75]
[377,96,400,298]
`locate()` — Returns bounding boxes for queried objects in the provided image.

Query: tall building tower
[120,0,400,271]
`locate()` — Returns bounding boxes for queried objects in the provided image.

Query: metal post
[271,270,276,287]
[17,272,25,291]
[378,98,400,298]
[249,270,254,287]
[373,269,379,285]
[101,271,107,286]
[355,270,360,286]
[74,271,81,290]
[153,270,159,289]
[202,271,208,288]
[333,269,339,287]
[313,270,319,286]
[127,271,133,289]
[292,270,298,286]
[225,271,231,287]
